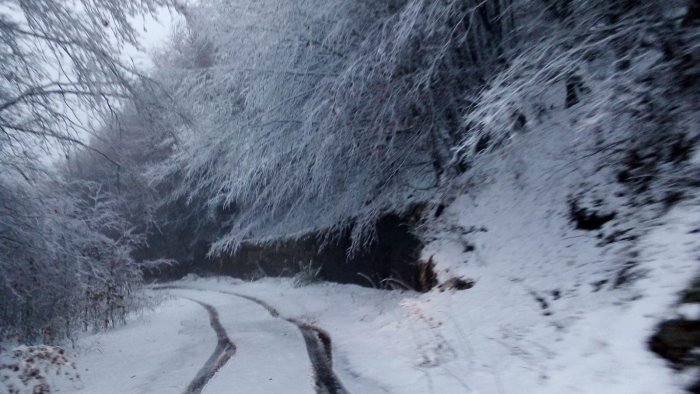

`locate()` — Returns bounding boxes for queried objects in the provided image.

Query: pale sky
[123,6,182,71]
[52,6,181,163]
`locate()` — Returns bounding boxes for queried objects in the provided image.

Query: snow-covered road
[168,288,321,394]
[67,245,699,394]
[69,287,328,394]
[166,287,348,394]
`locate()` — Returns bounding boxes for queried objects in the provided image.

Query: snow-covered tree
[139,0,697,261]
[147,0,517,254]
[0,0,170,343]
[458,0,699,195]
[0,0,169,166]
[62,100,220,266]
[0,175,146,342]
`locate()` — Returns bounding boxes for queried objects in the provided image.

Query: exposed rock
[438,277,475,292]
[145,210,427,290]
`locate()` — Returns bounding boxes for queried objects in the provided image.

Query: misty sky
[123,7,181,71]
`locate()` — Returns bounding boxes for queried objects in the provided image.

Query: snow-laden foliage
[0,174,146,343]
[0,0,170,343]
[0,0,169,169]
[64,103,221,265]
[149,0,516,253]
[145,0,697,257]
[459,0,699,156]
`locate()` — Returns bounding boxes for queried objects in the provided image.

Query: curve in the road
[181,298,237,394]
[154,285,349,394]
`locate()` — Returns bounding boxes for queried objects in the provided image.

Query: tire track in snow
[230,294,348,394]
[154,285,349,394]
[180,297,236,394]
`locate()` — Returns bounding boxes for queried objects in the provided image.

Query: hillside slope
[419,105,700,392]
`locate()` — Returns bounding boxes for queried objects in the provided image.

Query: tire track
[154,285,349,394]
[232,294,348,394]
[171,295,236,394]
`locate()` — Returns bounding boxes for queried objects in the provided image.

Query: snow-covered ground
[41,106,700,394]
[62,228,698,394]
[51,287,316,394]
[416,111,700,393]
[74,298,214,394]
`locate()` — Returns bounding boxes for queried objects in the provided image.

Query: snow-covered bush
[0,176,147,343]
[293,261,322,288]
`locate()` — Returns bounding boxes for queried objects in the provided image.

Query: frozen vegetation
[1,0,699,393]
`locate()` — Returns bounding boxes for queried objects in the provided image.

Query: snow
[64,297,215,394]
[53,288,314,394]
[158,277,434,394]
[58,110,698,394]
[412,114,700,393]
[0,345,81,393]
[170,288,314,394]
[416,113,700,393]
[678,304,700,320]
[69,231,697,394]
[66,249,696,394]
